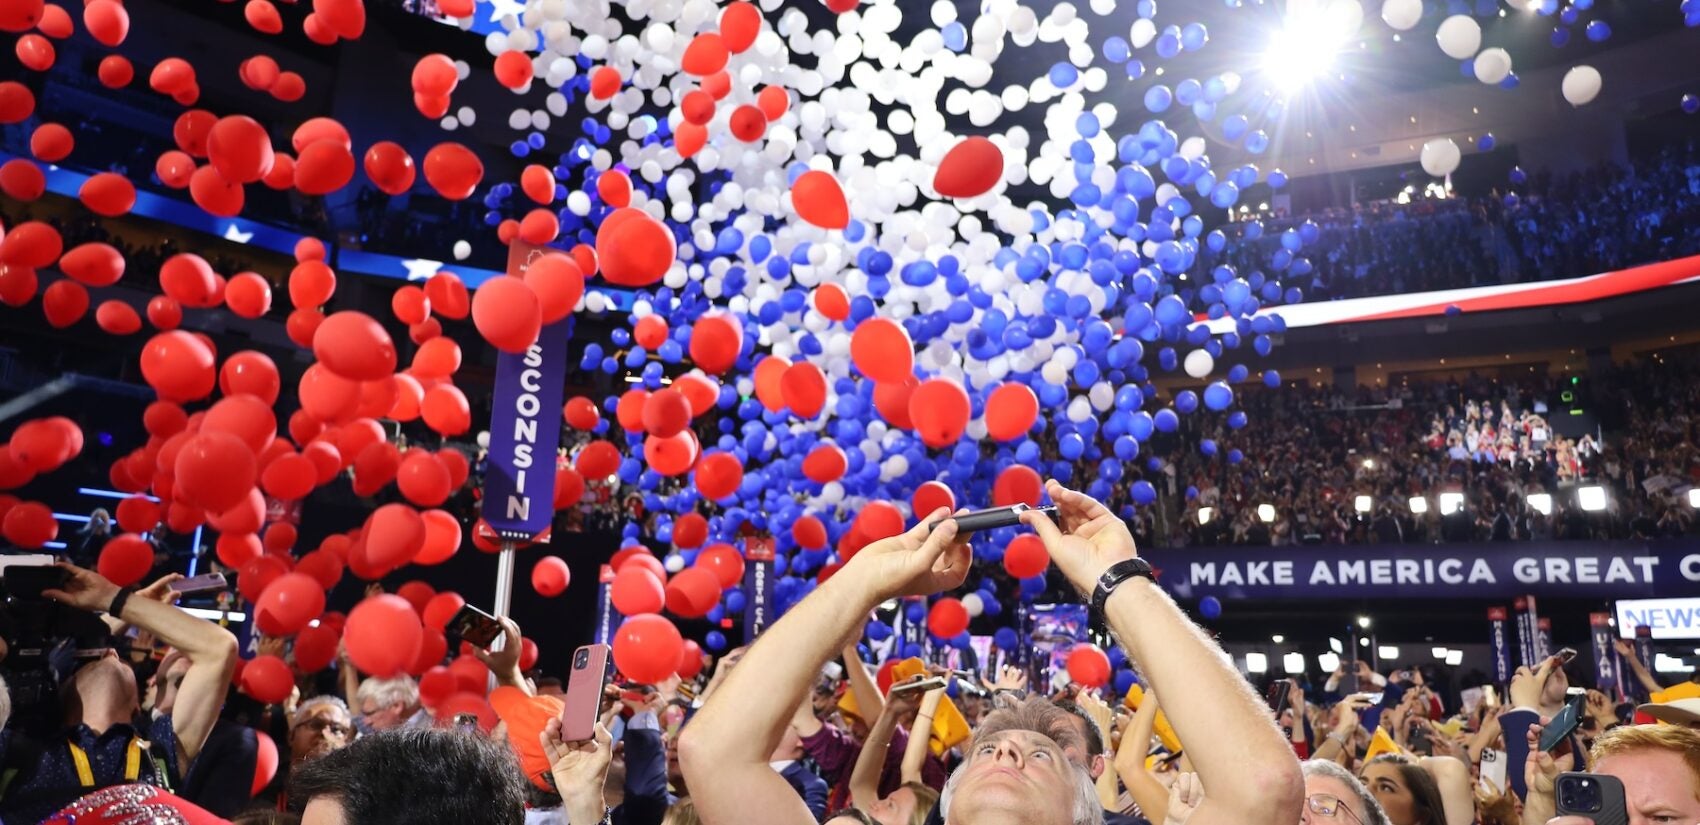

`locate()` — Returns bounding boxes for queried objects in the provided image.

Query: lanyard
[67,739,143,788]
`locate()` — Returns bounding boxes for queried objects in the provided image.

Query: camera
[1557,775,1600,813]
[574,648,590,670]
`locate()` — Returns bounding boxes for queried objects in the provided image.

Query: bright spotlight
[1578,485,1608,512]
[1198,507,1214,525]
[1439,492,1465,515]
[1257,503,1276,523]
[1262,25,1340,92]
[1689,488,1700,509]
[1378,646,1400,660]
[1408,496,1429,514]
[1354,495,1372,514]
[1445,650,1464,666]
[1317,653,1341,672]
[1527,493,1553,515]
[1245,652,1269,674]
[1283,652,1306,675]
[1357,615,1372,629]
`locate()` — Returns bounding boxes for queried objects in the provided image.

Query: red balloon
[96,534,153,587]
[553,465,585,510]
[395,580,435,615]
[9,416,81,473]
[492,49,532,88]
[1003,534,1050,579]
[694,451,743,500]
[641,389,691,438]
[140,331,216,402]
[927,598,969,639]
[0,81,35,124]
[422,591,465,631]
[155,151,195,189]
[695,543,745,589]
[575,440,621,479]
[189,165,244,218]
[293,623,340,672]
[612,613,682,685]
[676,639,705,679]
[27,122,69,162]
[175,432,256,513]
[720,1,761,52]
[116,496,160,533]
[1065,644,1112,688]
[851,318,914,384]
[243,655,294,704]
[217,272,270,320]
[672,512,708,549]
[857,501,905,541]
[780,361,828,419]
[425,272,469,319]
[96,54,132,88]
[220,350,281,404]
[757,85,789,120]
[42,280,88,328]
[397,450,450,507]
[422,142,483,200]
[986,383,1040,441]
[346,595,423,678]
[207,115,274,184]
[411,337,461,380]
[471,277,541,354]
[260,453,315,500]
[611,565,665,616]
[255,573,326,636]
[0,221,61,268]
[675,373,717,418]
[245,0,282,34]
[299,364,360,423]
[665,566,720,618]
[408,628,447,676]
[792,514,828,549]
[421,383,471,435]
[143,401,188,438]
[82,0,128,45]
[58,243,124,288]
[363,141,416,196]
[802,444,846,484]
[523,252,583,324]
[0,263,35,308]
[645,430,699,477]
[313,311,397,381]
[147,296,182,330]
[752,355,789,412]
[412,53,459,96]
[160,253,218,308]
[908,378,971,448]
[391,285,431,326]
[295,140,355,196]
[792,171,850,230]
[688,314,742,375]
[289,261,337,311]
[728,104,766,141]
[236,554,285,601]
[414,509,462,566]
[563,396,600,430]
[681,33,729,75]
[680,90,716,126]
[633,315,668,349]
[596,207,676,287]
[262,151,296,188]
[0,158,43,201]
[78,172,135,217]
[365,504,425,569]
[935,136,1005,199]
[993,465,1043,508]
[531,555,570,597]
[2,501,54,548]
[263,522,297,555]
[912,481,956,519]
[518,164,555,205]
[418,666,455,706]
[202,394,276,455]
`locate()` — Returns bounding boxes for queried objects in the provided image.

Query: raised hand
[1021,481,1138,595]
[992,663,1028,693]
[42,563,120,614]
[541,716,613,822]
[137,573,184,605]
[843,508,970,601]
[1163,772,1205,825]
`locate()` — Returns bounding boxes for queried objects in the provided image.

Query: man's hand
[42,563,121,614]
[1611,639,1636,662]
[1021,481,1137,594]
[1332,696,1369,735]
[1524,716,1575,797]
[1584,690,1614,727]
[1510,658,1566,714]
[1077,689,1115,746]
[843,509,970,601]
[992,664,1027,693]
[137,573,184,605]
[1287,679,1306,715]
[1164,772,1204,825]
[541,716,613,821]
[471,616,525,684]
[256,635,287,660]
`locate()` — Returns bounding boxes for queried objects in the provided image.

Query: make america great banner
[1139,539,1700,600]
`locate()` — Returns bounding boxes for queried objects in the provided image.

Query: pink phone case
[562,644,610,742]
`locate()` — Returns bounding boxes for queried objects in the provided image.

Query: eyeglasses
[1307,794,1363,824]
[297,717,353,738]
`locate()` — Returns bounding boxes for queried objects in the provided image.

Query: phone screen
[448,604,503,648]
[1266,680,1291,713]
[1539,692,1587,752]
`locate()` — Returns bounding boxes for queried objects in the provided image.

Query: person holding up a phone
[1522,722,1700,825]
[1500,655,1581,802]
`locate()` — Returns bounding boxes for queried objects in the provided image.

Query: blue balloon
[1131,480,1157,505]
[1174,390,1199,414]
[1154,408,1179,433]
[1144,85,1174,113]
[1203,381,1234,411]
[994,627,1021,651]
[1199,596,1222,619]
[705,630,728,651]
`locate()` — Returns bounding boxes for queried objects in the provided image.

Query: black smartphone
[1555,772,1629,825]
[169,572,228,594]
[1266,680,1292,713]
[930,503,1058,534]
[1539,688,1587,752]
[447,603,503,648]
[1555,647,1577,665]
[4,564,68,602]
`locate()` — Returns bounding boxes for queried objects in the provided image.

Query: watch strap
[1088,558,1156,633]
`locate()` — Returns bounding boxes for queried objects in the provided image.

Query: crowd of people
[1102,352,1700,549]
[3,483,1698,825]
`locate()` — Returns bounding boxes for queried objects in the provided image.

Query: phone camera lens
[574,650,588,669]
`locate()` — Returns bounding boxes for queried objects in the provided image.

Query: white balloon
[1129,18,1156,49]
[664,554,686,573]
[1183,349,1215,379]
[1419,137,1461,177]
[1434,15,1481,60]
[453,240,472,260]
[476,430,491,449]
[962,592,984,617]
[1380,0,1421,30]
[1473,47,1511,85]
[1562,65,1602,107]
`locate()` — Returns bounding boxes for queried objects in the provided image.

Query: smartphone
[4,564,68,602]
[1555,647,1578,665]
[890,676,947,694]
[1266,680,1292,713]
[563,644,611,742]
[1478,748,1507,795]
[1482,685,1499,708]
[1555,772,1629,825]
[448,603,504,648]
[1364,692,1386,706]
[929,504,1058,534]
[1409,721,1432,754]
[1539,688,1588,752]
[169,572,228,594]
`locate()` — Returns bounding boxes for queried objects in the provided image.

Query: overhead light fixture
[1408,497,1429,514]
[1578,485,1608,512]
[1198,507,1214,525]
[1432,647,1449,659]
[1445,650,1464,666]
[1245,652,1269,673]
[1283,652,1306,675]
[1654,654,1690,674]
[1528,493,1553,515]
[1272,634,1285,644]
[1318,652,1341,672]
[1439,492,1465,515]
[1378,646,1400,660]
[1329,637,1344,654]
[1357,616,1372,629]
[1360,637,1371,647]
[1354,495,1372,513]
[1257,503,1276,523]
